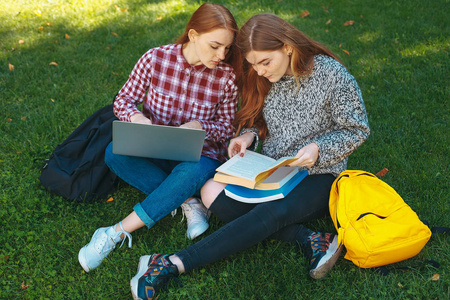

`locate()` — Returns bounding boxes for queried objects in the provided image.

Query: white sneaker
[78,222,132,272]
[180,199,211,240]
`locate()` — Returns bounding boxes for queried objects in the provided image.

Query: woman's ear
[188,29,199,42]
[284,44,293,56]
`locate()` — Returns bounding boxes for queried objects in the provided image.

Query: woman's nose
[217,48,226,60]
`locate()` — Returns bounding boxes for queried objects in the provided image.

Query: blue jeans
[176,174,336,273]
[104,142,221,228]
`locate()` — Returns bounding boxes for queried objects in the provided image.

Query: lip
[212,61,220,65]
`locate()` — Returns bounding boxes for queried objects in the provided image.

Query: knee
[200,179,227,209]
[258,202,291,224]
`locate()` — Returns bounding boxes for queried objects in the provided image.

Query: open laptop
[112,121,206,162]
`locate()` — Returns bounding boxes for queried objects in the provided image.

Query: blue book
[224,170,308,203]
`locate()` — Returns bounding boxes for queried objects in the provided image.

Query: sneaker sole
[309,241,343,280]
[130,255,151,300]
[78,246,91,273]
[187,223,209,240]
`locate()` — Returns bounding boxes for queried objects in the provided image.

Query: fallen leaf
[9,63,14,71]
[114,4,127,12]
[51,99,55,102]
[107,197,114,202]
[106,45,111,50]
[38,26,44,31]
[376,168,389,177]
[398,282,404,288]
[322,6,329,13]
[46,22,52,26]
[49,62,58,66]
[21,281,29,290]
[19,40,25,44]
[344,20,355,26]
[342,49,350,56]
[431,274,440,281]
[326,19,332,25]
[156,16,162,20]
[300,10,310,18]
[111,32,119,37]
[7,118,12,122]
[65,33,70,39]
[21,116,27,121]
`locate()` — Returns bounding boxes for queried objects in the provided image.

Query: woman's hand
[228,132,254,158]
[130,113,152,125]
[289,143,319,168]
[180,120,202,130]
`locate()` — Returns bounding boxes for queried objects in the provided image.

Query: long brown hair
[235,13,341,139]
[175,3,240,72]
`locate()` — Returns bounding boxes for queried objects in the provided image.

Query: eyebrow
[210,41,232,47]
[249,58,269,66]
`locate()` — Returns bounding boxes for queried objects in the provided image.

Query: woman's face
[189,28,234,69]
[245,47,292,82]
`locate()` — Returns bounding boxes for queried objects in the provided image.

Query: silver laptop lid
[112,121,206,162]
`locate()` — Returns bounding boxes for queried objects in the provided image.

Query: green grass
[1,0,449,299]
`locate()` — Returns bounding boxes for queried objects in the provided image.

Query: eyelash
[211,46,231,50]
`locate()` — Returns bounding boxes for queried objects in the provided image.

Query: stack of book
[213,151,308,203]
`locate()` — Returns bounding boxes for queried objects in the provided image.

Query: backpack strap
[431,227,450,235]
[375,260,440,276]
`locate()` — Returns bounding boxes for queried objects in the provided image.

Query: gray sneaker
[78,222,132,272]
[181,199,211,240]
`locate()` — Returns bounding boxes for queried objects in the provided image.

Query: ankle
[168,255,185,274]
[185,197,200,204]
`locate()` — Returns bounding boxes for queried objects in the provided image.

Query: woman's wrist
[239,127,259,150]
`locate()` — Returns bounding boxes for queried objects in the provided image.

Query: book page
[216,151,276,180]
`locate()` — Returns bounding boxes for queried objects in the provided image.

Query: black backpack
[38,104,119,202]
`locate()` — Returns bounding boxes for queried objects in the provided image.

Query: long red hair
[235,13,342,139]
[175,3,240,74]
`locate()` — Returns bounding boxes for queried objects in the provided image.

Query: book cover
[255,166,299,190]
[224,170,308,203]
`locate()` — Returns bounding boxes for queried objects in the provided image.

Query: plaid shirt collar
[174,44,208,73]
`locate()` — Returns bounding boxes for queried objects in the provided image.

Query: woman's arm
[312,74,370,168]
[113,50,154,122]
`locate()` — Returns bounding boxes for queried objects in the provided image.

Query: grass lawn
[1,0,448,299]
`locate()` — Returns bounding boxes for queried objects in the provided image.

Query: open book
[213,150,298,189]
[224,169,308,203]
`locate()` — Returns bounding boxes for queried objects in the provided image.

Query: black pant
[176,174,335,273]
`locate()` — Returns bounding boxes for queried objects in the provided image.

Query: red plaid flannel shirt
[114,44,238,162]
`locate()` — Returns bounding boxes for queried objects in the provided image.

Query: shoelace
[113,221,132,249]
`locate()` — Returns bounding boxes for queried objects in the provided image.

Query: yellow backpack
[329,170,432,268]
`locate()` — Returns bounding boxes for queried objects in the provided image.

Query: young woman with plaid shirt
[78,3,240,273]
